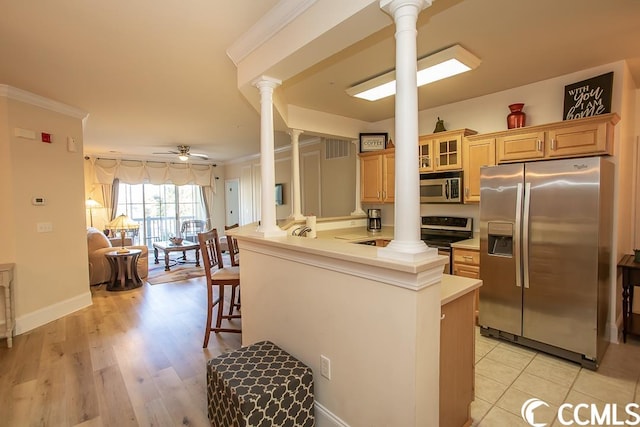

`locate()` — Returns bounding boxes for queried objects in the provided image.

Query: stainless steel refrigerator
[479,156,613,369]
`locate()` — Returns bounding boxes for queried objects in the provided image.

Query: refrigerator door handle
[523,182,532,288]
[515,183,523,288]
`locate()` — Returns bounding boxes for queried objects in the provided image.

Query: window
[115,183,206,247]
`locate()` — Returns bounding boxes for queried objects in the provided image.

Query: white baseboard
[606,313,622,344]
[15,291,92,335]
[315,401,350,427]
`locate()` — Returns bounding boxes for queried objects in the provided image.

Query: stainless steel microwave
[420,172,463,203]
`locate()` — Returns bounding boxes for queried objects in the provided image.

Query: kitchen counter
[440,273,482,305]
[316,226,394,243]
[450,235,480,250]
[302,226,482,304]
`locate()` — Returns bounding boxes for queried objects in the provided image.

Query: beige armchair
[87,227,148,286]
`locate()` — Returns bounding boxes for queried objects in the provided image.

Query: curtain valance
[88,158,217,192]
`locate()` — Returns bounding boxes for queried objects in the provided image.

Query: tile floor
[472,328,640,426]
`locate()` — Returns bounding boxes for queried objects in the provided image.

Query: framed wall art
[563,71,613,120]
[359,133,388,152]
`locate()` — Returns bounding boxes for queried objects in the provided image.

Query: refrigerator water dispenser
[487,222,513,257]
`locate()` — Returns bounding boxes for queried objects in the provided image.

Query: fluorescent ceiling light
[346,44,481,101]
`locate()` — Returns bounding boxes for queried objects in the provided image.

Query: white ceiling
[1,0,639,164]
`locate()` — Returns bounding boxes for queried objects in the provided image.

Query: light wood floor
[0,277,242,427]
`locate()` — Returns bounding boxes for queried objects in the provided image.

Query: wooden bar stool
[224,227,242,315]
[197,229,241,347]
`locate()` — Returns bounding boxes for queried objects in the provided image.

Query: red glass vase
[507,103,526,129]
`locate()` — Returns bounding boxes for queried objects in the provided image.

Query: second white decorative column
[253,76,286,237]
[351,139,366,216]
[289,129,306,221]
[378,0,434,261]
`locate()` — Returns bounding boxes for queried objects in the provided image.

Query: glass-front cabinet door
[418,137,434,173]
[436,137,461,170]
[418,129,477,173]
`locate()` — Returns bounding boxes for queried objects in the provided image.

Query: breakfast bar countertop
[316,226,395,242]
[440,274,481,305]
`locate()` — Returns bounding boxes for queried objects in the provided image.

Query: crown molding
[0,85,88,119]
[226,0,317,66]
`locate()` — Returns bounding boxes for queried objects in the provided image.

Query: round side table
[105,249,143,291]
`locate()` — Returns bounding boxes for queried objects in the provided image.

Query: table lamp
[85,198,102,227]
[107,214,140,253]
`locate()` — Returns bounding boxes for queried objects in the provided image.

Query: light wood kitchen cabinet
[419,129,477,173]
[547,118,611,158]
[360,148,394,203]
[453,247,480,326]
[496,130,546,163]
[493,113,619,164]
[440,290,475,427]
[462,137,496,203]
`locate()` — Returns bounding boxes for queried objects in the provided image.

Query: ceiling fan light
[178,154,189,161]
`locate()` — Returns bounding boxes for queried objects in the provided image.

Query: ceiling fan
[153,145,209,161]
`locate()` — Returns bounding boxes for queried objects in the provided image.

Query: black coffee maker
[367,209,382,232]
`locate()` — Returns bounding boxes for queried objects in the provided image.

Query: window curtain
[89,157,217,226]
[201,186,215,229]
[100,180,118,221]
[90,158,217,192]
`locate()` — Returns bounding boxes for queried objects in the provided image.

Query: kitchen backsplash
[361,203,480,232]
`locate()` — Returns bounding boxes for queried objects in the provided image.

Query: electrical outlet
[37,222,53,233]
[320,355,331,380]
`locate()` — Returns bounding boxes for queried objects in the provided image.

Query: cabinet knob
[551,138,557,151]
[536,140,542,151]
[441,313,446,320]
[465,187,469,197]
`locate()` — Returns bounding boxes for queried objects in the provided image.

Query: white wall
[0,87,92,334]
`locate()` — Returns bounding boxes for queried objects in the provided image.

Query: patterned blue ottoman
[206,341,315,427]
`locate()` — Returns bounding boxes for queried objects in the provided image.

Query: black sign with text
[563,72,613,120]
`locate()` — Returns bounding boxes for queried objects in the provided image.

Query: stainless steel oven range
[420,216,473,274]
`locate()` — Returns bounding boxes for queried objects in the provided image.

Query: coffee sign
[563,72,613,120]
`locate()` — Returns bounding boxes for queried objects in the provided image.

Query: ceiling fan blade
[190,152,209,159]
[152,150,180,155]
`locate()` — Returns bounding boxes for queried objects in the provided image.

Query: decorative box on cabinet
[419,128,477,173]
[360,148,395,203]
[462,136,496,203]
[493,113,619,164]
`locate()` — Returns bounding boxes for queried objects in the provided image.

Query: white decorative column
[351,139,366,216]
[253,76,286,237]
[378,0,434,262]
[289,129,306,221]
